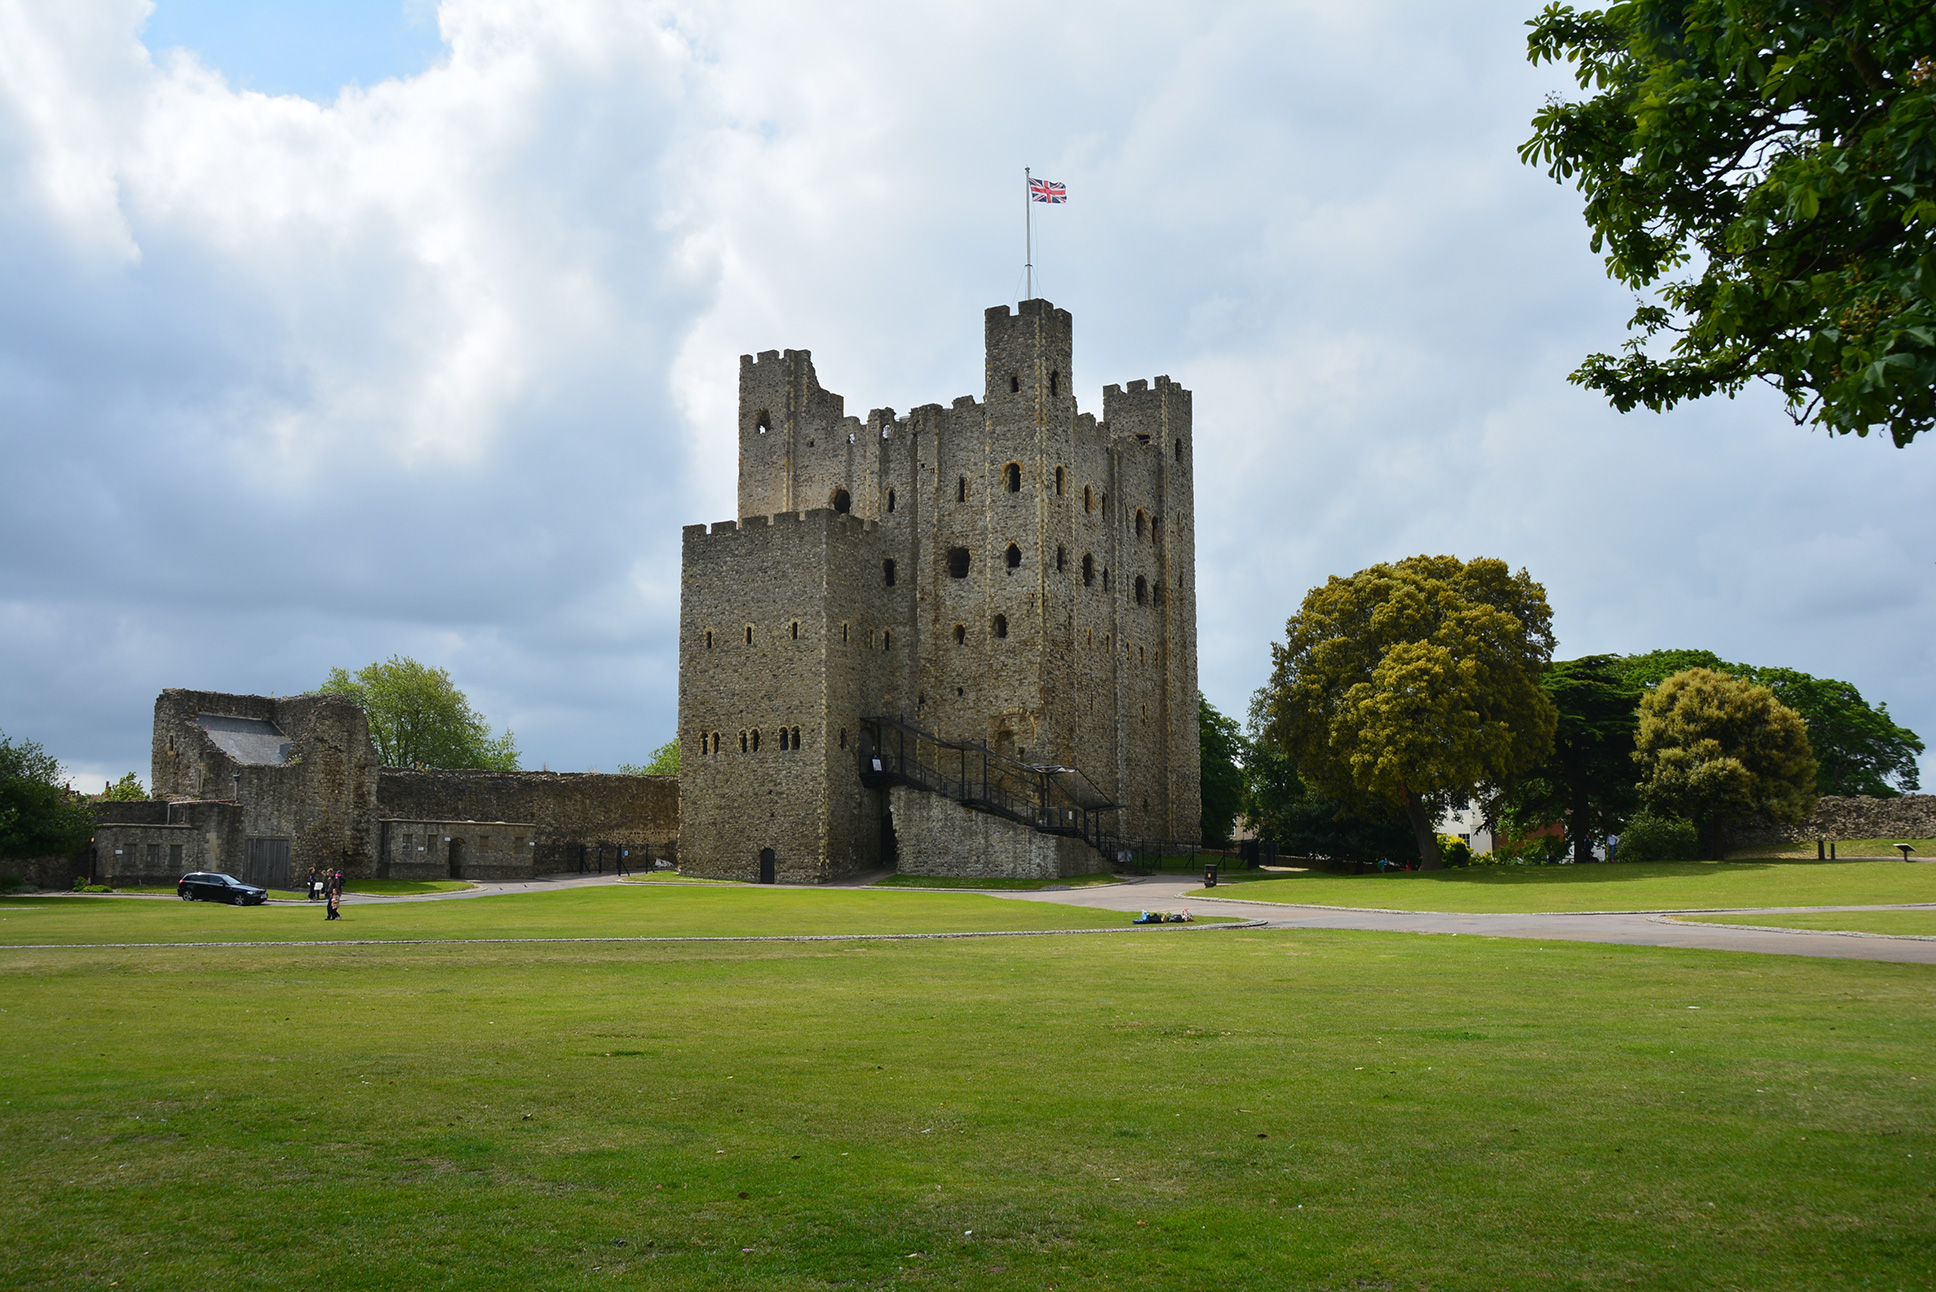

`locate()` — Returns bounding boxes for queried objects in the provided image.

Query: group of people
[306,867,346,920]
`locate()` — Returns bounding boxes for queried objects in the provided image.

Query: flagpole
[1024,167,1033,303]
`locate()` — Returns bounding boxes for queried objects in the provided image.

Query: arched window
[791,726,801,749]
[739,731,749,753]
[751,729,761,752]
[993,614,1008,639]
[953,624,966,645]
[831,487,851,514]
[1004,462,1021,492]
[778,728,790,751]
[1083,485,1092,513]
[887,488,896,513]
[1082,554,1094,586]
[1055,545,1066,572]
[883,559,896,587]
[957,476,968,503]
[882,630,892,651]
[755,410,771,434]
[1135,509,1146,538]
[1005,543,1021,569]
[1055,466,1065,495]
[1136,575,1148,605]
[711,732,720,755]
[947,547,971,579]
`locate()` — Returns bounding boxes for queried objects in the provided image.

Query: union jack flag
[1029,178,1067,203]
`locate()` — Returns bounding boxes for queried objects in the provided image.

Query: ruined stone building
[678,299,1200,882]
[90,689,677,889]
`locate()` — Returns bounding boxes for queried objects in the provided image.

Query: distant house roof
[198,714,292,765]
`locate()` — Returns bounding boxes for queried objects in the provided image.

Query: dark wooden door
[758,848,775,884]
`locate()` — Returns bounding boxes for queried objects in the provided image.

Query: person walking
[325,885,341,921]
[306,866,319,900]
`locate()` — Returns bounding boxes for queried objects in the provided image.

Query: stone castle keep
[677,299,1200,882]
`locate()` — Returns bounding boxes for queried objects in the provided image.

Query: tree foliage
[1505,655,1645,862]
[618,740,680,777]
[1615,649,1922,794]
[318,657,520,770]
[1523,1,1936,445]
[1198,694,1247,845]
[1239,714,1417,866]
[1634,667,1818,857]
[99,773,148,802]
[1259,555,1559,869]
[0,730,94,860]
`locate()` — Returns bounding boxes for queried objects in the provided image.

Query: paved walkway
[988,875,1936,965]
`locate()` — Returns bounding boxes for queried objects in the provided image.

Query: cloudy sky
[3,0,1931,789]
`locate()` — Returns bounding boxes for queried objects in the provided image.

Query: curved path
[993,875,1936,965]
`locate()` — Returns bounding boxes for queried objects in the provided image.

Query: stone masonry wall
[1730,795,1936,849]
[377,769,678,875]
[889,786,1105,880]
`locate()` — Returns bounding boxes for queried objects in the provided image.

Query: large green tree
[1259,555,1560,869]
[1507,655,1645,863]
[1198,694,1248,845]
[0,731,94,860]
[318,657,520,770]
[1634,667,1818,857]
[1615,649,1922,794]
[1523,1,1936,445]
[1239,728,1416,867]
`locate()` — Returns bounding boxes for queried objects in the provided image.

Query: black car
[177,872,269,905]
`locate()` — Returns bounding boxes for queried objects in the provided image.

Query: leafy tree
[99,773,148,801]
[318,657,520,770]
[0,730,94,860]
[1615,649,1922,794]
[1634,667,1818,858]
[617,739,680,777]
[1198,694,1247,845]
[1523,1,1936,445]
[1507,655,1644,863]
[1259,555,1559,869]
[1238,724,1416,867]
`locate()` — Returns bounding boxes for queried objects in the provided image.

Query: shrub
[1435,834,1474,868]
[1619,812,1700,862]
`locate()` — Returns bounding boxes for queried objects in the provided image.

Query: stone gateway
[677,299,1200,882]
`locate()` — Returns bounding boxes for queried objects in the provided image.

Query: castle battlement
[679,299,1200,884]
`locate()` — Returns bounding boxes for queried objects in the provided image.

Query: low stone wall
[377,770,678,873]
[0,851,90,890]
[1730,795,1936,849]
[889,787,1105,879]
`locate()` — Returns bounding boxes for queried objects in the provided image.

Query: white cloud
[1,0,1931,785]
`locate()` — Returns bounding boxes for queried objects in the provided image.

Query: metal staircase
[856,716,1120,856]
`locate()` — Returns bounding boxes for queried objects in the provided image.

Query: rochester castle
[56,299,1196,893]
[677,299,1200,882]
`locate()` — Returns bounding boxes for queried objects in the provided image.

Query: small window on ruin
[1151,518,1161,543]
[883,630,892,651]
[1055,466,1065,496]
[887,488,896,513]
[953,623,966,645]
[868,629,875,649]
[791,726,801,749]
[746,625,754,645]
[1136,575,1148,605]
[884,559,896,587]
[705,630,713,650]
[752,729,761,752]
[957,476,967,503]
[840,728,847,749]
[1004,462,1021,492]
[831,487,851,514]
[779,728,790,751]
[1056,545,1066,572]
[1082,554,1094,586]
[1174,438,1183,462]
[1008,374,1020,393]
[739,731,749,753]
[1102,568,1110,591]
[1135,509,1146,538]
[712,732,721,754]
[755,410,771,434]
[1049,370,1059,396]
[1005,543,1021,569]
[790,620,800,639]
[842,622,849,643]
[1140,644,1146,664]
[993,614,1008,639]
[947,547,970,579]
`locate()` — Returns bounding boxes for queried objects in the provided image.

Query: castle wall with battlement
[678,299,1200,881]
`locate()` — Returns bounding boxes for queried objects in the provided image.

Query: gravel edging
[0,918,1270,952]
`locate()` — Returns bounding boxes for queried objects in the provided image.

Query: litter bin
[1204,861,1218,888]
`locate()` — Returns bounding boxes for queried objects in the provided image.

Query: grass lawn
[1728,837,1936,860]
[873,874,1123,890]
[621,873,744,885]
[1,908,1930,1290]
[0,884,1132,947]
[1672,909,1936,937]
[1192,858,1936,913]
